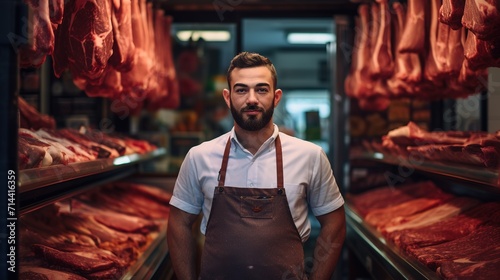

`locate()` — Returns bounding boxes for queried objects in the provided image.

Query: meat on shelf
[366,121,500,169]
[19,182,171,280]
[348,180,500,279]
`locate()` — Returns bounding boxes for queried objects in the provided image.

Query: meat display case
[19,148,166,214]
[345,151,500,280]
[18,148,176,279]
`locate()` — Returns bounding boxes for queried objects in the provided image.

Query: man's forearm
[309,207,346,280]
[167,209,198,280]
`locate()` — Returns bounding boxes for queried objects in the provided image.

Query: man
[167,52,345,280]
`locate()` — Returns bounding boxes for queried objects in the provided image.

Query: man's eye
[257,88,269,93]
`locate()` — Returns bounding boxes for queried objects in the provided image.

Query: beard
[230,101,274,131]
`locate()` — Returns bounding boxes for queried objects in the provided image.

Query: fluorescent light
[287,33,334,44]
[176,30,231,42]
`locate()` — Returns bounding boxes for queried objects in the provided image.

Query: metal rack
[346,151,500,279]
[18,148,172,279]
[345,204,440,280]
[19,148,166,214]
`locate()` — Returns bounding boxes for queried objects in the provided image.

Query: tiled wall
[488,68,500,133]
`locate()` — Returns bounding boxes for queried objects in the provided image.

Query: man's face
[224,66,282,131]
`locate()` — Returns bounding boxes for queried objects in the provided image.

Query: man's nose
[246,90,258,104]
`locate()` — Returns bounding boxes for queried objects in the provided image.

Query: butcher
[167,52,345,279]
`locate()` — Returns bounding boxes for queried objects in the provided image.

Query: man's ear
[274,89,283,107]
[223,89,231,108]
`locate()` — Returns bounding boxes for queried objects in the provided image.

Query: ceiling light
[176,30,231,42]
[287,33,334,44]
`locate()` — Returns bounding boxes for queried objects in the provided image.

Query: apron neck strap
[218,135,284,188]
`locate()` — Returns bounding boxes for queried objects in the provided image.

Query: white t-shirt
[169,124,344,242]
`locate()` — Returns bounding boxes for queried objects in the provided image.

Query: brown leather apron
[199,136,306,280]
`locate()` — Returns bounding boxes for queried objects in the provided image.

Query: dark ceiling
[160,0,364,15]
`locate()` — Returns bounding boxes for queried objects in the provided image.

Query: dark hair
[226,52,278,90]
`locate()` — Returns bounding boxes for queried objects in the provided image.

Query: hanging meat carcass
[146,12,180,111]
[52,0,114,85]
[439,0,465,30]
[387,1,422,98]
[398,0,428,54]
[20,0,55,68]
[369,0,394,79]
[108,0,135,72]
[344,5,373,99]
[462,0,500,41]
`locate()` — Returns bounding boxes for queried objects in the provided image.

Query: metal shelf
[121,224,171,280]
[351,152,500,195]
[345,204,440,280]
[19,148,167,214]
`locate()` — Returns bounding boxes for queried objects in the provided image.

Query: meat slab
[408,224,500,271]
[392,202,500,250]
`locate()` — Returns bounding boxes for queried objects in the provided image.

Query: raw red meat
[392,202,500,250]
[365,196,452,231]
[344,4,373,99]
[369,0,394,79]
[398,0,427,53]
[463,30,500,71]
[18,133,51,169]
[387,2,422,98]
[438,251,500,279]
[348,181,449,217]
[67,199,159,234]
[461,0,500,41]
[382,196,480,234]
[52,0,114,83]
[20,266,86,280]
[20,0,54,68]
[36,129,96,161]
[48,0,64,25]
[18,96,56,130]
[385,121,468,147]
[114,182,172,205]
[19,128,65,165]
[55,129,117,158]
[439,0,465,30]
[408,224,500,270]
[32,244,117,274]
[108,0,136,72]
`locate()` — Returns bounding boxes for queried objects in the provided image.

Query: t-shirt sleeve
[169,150,204,215]
[308,148,344,216]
